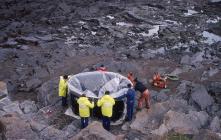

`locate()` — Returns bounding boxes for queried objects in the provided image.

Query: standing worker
[134,78,150,110]
[117,83,136,121]
[58,75,68,107]
[77,94,94,129]
[97,91,115,131]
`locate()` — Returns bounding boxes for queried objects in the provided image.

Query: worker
[152,72,167,88]
[97,64,107,71]
[97,91,115,131]
[117,83,135,121]
[58,75,68,107]
[77,94,94,129]
[134,78,150,110]
[127,72,135,85]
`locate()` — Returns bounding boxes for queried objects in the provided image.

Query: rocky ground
[0,0,221,139]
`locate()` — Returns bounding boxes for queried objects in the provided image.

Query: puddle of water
[91,31,96,35]
[78,21,86,25]
[206,17,220,23]
[107,15,115,19]
[184,9,198,16]
[202,31,221,45]
[147,25,160,37]
[116,22,133,27]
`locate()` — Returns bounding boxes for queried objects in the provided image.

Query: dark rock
[191,85,214,110]
[26,78,42,91]
[37,77,59,106]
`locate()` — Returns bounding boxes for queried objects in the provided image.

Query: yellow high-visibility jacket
[77,97,94,117]
[97,95,115,117]
[58,77,68,97]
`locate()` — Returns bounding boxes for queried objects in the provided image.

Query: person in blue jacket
[118,83,136,121]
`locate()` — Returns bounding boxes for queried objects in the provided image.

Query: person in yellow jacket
[77,94,94,129]
[97,91,115,131]
[59,75,68,107]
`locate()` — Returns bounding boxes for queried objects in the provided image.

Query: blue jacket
[117,88,136,103]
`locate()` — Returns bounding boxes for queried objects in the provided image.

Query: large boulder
[131,99,196,134]
[0,114,39,140]
[152,110,209,136]
[37,77,59,106]
[191,85,214,110]
[71,121,117,140]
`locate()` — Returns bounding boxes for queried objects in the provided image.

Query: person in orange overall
[152,72,167,88]
[134,78,150,110]
[97,64,107,71]
[127,72,135,85]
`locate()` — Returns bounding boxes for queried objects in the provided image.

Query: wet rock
[0,81,8,99]
[152,110,209,136]
[210,116,221,132]
[191,84,214,110]
[26,78,42,91]
[0,114,39,140]
[40,126,67,140]
[71,121,116,140]
[37,78,59,107]
[20,100,38,114]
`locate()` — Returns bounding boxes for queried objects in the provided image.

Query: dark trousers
[81,117,89,129]
[102,116,110,131]
[62,96,67,107]
[126,101,134,121]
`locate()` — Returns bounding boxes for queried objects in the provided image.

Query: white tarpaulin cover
[68,71,132,98]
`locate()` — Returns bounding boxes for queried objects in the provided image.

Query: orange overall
[152,73,167,88]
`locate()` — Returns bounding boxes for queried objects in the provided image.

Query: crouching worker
[58,75,68,107]
[97,91,115,131]
[134,78,151,110]
[77,94,94,129]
